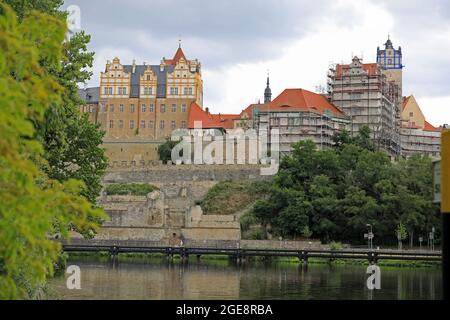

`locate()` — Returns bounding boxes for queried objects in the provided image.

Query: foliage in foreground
[252,128,440,245]
[105,183,159,196]
[5,0,108,205]
[0,3,105,299]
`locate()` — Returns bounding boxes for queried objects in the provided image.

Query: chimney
[132,59,136,73]
[205,107,209,114]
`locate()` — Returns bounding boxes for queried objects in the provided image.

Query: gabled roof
[188,102,238,129]
[402,96,411,111]
[248,88,344,117]
[335,62,379,78]
[165,47,187,65]
[402,95,441,132]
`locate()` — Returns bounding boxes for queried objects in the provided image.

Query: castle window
[144,87,152,95]
[109,120,114,128]
[109,104,114,112]
[149,121,154,128]
[123,87,127,95]
[119,104,124,112]
[160,104,166,113]
[409,112,414,117]
[170,87,179,95]
[130,104,135,113]
[129,120,134,129]
[171,120,176,129]
[149,104,154,112]
[140,120,146,129]
[119,120,124,128]
[109,87,113,95]
[388,59,392,65]
[141,104,146,112]
[172,104,177,112]
[181,104,187,113]
[101,104,106,112]
[181,121,187,129]
[160,120,165,129]
[118,87,123,95]
[147,75,151,81]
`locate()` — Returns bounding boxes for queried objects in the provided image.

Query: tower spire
[264,70,272,103]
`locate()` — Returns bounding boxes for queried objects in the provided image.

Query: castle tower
[264,73,272,103]
[377,35,404,95]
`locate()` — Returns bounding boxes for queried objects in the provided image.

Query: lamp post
[366,224,373,250]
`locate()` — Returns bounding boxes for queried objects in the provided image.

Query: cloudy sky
[63,0,450,126]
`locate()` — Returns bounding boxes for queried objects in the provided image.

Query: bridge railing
[61,239,441,255]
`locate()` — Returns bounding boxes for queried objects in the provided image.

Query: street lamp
[430,227,435,251]
[366,224,373,250]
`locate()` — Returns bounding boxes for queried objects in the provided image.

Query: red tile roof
[165,47,187,65]
[402,95,440,132]
[424,121,441,132]
[335,63,379,78]
[188,102,238,129]
[402,96,411,111]
[246,89,344,117]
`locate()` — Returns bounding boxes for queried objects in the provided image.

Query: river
[49,257,442,300]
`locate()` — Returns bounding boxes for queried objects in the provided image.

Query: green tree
[0,3,105,299]
[252,127,438,245]
[396,222,408,250]
[332,129,352,149]
[158,138,181,164]
[354,126,375,151]
[6,0,108,204]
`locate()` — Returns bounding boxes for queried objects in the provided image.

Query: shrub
[330,241,343,251]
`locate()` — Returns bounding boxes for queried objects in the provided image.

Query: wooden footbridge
[61,240,441,264]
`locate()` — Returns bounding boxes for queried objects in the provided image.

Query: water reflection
[50,257,442,300]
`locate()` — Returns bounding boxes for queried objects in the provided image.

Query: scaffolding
[327,56,401,156]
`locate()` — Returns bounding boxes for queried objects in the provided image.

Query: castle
[79,37,442,165]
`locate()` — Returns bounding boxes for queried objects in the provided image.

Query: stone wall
[90,165,270,242]
[103,164,269,184]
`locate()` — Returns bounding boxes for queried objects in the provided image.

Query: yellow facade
[401,95,426,128]
[95,47,202,141]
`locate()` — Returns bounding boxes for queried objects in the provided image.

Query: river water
[50,257,442,300]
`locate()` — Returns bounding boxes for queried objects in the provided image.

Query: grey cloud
[63,0,450,100]
[375,0,450,97]
[63,0,330,67]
